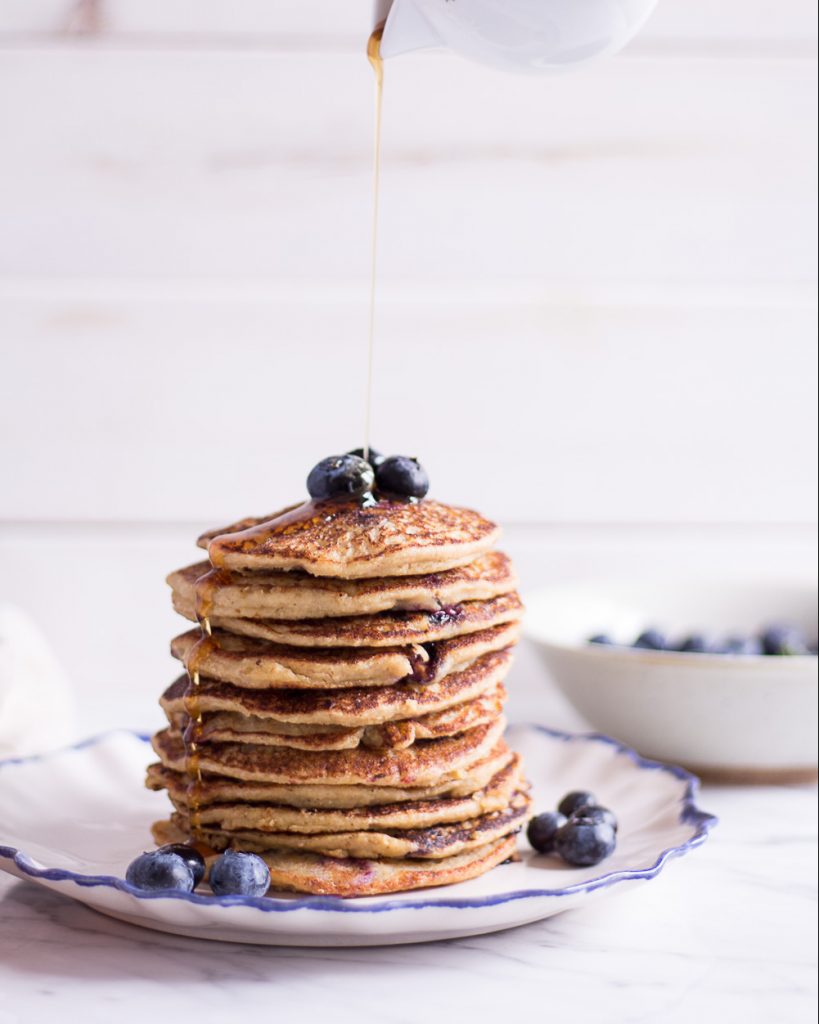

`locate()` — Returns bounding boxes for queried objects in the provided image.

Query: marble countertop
[1,645,816,1023]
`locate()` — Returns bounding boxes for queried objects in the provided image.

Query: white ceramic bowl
[526,580,818,781]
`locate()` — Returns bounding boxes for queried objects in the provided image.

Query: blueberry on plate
[209,850,271,898]
[527,811,567,854]
[375,456,430,499]
[633,629,668,651]
[307,455,375,501]
[157,843,206,887]
[722,634,764,656]
[760,624,809,656]
[557,790,597,819]
[555,820,617,868]
[125,851,195,893]
[588,634,614,646]
[347,446,385,468]
[570,805,618,833]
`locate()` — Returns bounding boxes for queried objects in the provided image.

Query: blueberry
[157,844,206,887]
[676,634,714,654]
[557,790,597,818]
[722,634,764,656]
[209,850,270,898]
[125,851,195,893]
[307,455,375,501]
[347,446,385,468]
[588,634,614,646]
[375,456,430,499]
[760,624,809,656]
[555,820,617,867]
[633,629,667,651]
[570,805,618,833]
[526,811,567,854]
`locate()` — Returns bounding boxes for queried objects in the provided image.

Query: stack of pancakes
[147,497,529,897]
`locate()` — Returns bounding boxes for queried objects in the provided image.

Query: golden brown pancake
[152,816,518,897]
[157,755,522,832]
[168,788,530,859]
[172,592,523,649]
[167,552,517,621]
[159,648,513,728]
[172,589,522,650]
[166,684,506,752]
[203,499,501,578]
[170,622,521,690]
[152,717,506,787]
[145,743,514,809]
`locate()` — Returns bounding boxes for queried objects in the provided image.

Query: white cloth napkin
[0,606,78,758]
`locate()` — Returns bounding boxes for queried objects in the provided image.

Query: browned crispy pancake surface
[152,718,505,786]
[167,552,517,621]
[170,622,521,690]
[156,755,522,833]
[145,743,514,809]
[167,788,530,860]
[160,648,512,728]
[173,592,523,649]
[203,499,501,578]
[166,684,506,752]
[152,817,518,897]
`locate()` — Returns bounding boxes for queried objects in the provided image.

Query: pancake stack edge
[147,498,530,897]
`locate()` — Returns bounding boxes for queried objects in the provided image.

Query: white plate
[0,726,715,947]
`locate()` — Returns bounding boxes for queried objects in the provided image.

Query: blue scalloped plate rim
[0,726,717,915]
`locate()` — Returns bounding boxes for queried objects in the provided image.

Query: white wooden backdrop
[0,1,816,732]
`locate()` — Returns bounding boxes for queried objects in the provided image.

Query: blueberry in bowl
[526,580,819,777]
[760,624,811,657]
[633,629,668,651]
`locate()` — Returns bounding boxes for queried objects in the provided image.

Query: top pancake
[167,552,516,621]
[201,499,501,578]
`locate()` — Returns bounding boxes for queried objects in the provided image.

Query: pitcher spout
[375,0,444,59]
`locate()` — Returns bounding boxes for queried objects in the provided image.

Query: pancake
[158,755,522,832]
[165,757,524,835]
[152,717,506,787]
[202,499,501,578]
[168,684,506,752]
[160,648,513,728]
[152,816,518,897]
[170,622,521,690]
[172,590,523,649]
[167,552,516,621]
[168,787,530,859]
[145,743,514,809]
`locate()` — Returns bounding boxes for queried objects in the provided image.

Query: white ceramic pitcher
[374,0,658,72]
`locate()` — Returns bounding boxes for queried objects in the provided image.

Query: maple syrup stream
[364,24,385,464]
